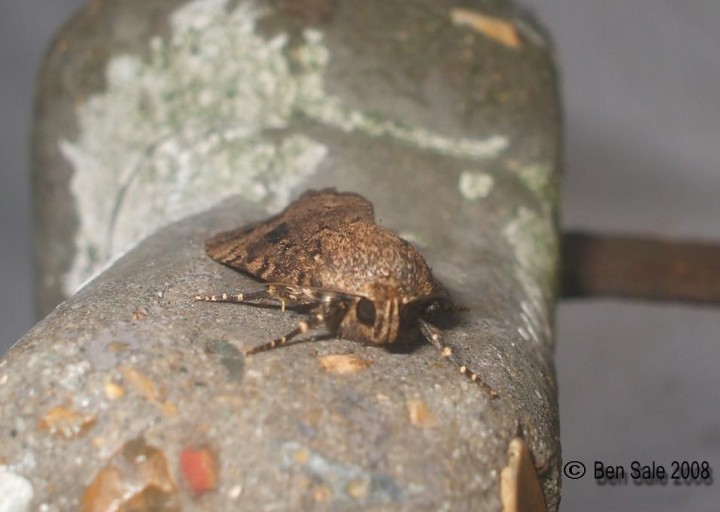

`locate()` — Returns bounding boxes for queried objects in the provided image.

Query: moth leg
[243,301,347,356]
[419,320,499,399]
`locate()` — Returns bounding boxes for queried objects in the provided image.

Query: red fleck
[180,446,218,496]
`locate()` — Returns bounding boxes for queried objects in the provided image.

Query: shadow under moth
[196,188,497,398]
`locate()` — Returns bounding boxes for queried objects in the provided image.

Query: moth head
[338,282,443,345]
[339,293,400,345]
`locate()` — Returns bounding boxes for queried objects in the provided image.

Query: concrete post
[4,1,562,510]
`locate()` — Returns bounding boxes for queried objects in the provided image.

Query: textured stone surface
[3,189,560,510]
[23,0,561,509]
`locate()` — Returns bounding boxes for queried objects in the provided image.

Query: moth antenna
[196,291,291,312]
[195,292,248,303]
[195,284,309,312]
[195,284,346,309]
[419,320,499,399]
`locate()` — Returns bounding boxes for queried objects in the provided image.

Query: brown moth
[196,188,497,398]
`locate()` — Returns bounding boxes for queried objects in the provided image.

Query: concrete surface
[1,1,719,510]
[2,1,561,510]
[0,187,560,509]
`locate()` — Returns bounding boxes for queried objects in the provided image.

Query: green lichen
[513,161,559,207]
[60,0,509,296]
[458,171,495,201]
[502,206,558,347]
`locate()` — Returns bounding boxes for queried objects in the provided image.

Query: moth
[196,188,497,398]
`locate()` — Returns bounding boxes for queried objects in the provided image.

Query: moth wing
[205,189,375,285]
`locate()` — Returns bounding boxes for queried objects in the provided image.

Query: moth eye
[356,298,376,326]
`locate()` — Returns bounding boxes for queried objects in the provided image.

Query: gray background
[1,1,718,510]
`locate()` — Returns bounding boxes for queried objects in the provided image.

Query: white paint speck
[228,485,243,499]
[0,471,34,512]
